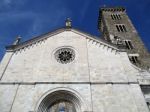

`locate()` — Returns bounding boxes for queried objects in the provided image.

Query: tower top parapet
[100,7,126,12]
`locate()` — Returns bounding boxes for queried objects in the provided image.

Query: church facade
[0,7,150,112]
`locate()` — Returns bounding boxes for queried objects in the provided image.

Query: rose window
[55,48,75,64]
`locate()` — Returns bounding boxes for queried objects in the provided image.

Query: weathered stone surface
[0,30,140,83]
[10,84,92,112]
[0,52,13,79]
[87,39,138,82]
[92,84,149,112]
[0,85,18,112]
[1,31,89,82]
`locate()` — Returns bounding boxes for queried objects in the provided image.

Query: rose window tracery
[55,48,75,64]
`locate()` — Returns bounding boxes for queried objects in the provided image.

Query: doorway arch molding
[35,87,88,112]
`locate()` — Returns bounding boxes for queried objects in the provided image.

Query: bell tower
[98,6,150,69]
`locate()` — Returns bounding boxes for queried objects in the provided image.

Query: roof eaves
[71,28,119,50]
[5,27,67,51]
[6,27,120,52]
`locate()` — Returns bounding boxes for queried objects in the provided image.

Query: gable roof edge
[5,27,66,51]
[5,27,120,52]
[71,28,119,51]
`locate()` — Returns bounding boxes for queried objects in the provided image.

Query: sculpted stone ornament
[13,36,21,45]
[114,36,123,45]
[48,101,76,112]
[65,18,72,28]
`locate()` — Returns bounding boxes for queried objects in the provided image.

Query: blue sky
[0,0,150,60]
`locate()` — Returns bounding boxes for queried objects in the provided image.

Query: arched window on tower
[111,14,114,20]
[119,25,124,32]
[129,56,139,65]
[124,40,133,49]
[118,14,121,19]
[116,25,120,32]
[111,14,121,20]
[122,25,127,32]
[116,24,127,32]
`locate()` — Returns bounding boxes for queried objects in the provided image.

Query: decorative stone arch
[35,87,88,112]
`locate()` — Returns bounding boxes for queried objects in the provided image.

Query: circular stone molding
[37,90,79,112]
[54,48,75,64]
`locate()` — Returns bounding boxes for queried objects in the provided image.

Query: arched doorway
[37,90,82,112]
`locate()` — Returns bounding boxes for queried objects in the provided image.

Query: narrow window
[111,14,121,20]
[116,25,120,32]
[122,25,127,32]
[118,15,121,19]
[125,40,133,49]
[116,24,127,32]
[119,25,124,32]
[125,41,130,49]
[129,56,138,64]
[113,14,117,20]
[116,14,119,20]
[111,14,114,20]
[128,41,133,49]
[147,102,150,110]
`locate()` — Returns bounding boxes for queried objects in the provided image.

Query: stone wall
[0,84,149,112]
[0,29,149,112]
[0,30,139,83]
